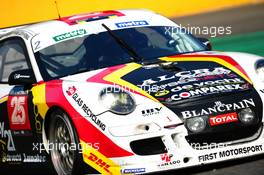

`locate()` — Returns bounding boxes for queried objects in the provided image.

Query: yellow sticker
[155,90,170,97]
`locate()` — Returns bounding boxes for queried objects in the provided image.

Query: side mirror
[198,38,212,51]
[8,69,36,86]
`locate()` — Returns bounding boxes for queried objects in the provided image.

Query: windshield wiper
[102,23,142,62]
[141,59,167,65]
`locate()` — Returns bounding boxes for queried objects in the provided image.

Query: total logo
[209,112,238,126]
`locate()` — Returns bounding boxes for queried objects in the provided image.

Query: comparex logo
[53,29,87,42]
[170,83,249,101]
[116,20,149,28]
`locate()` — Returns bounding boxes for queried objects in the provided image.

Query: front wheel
[48,109,83,175]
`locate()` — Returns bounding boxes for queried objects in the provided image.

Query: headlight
[99,87,136,115]
[256,60,264,82]
[186,117,206,133]
[238,108,255,124]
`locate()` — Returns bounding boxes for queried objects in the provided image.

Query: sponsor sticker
[141,107,162,117]
[4,154,22,163]
[158,153,180,167]
[209,112,238,126]
[0,122,16,151]
[198,145,263,162]
[170,78,245,92]
[53,29,87,42]
[1,153,47,163]
[181,98,255,118]
[171,84,248,101]
[23,154,46,163]
[66,86,106,131]
[84,153,112,174]
[160,153,172,163]
[122,168,146,174]
[66,86,77,96]
[141,67,231,86]
[7,96,31,130]
[155,90,170,97]
[115,20,149,28]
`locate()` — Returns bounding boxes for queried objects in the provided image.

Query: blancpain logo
[181,98,255,118]
[141,67,231,86]
[215,101,224,107]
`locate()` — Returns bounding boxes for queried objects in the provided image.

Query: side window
[0,38,30,83]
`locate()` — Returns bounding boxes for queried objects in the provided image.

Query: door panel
[0,37,53,173]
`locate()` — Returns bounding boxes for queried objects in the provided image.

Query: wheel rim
[51,114,76,175]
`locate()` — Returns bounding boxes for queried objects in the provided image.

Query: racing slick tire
[48,109,83,175]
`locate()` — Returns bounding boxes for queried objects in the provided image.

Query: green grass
[210,31,264,56]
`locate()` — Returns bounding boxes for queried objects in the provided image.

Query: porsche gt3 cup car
[1,9,264,175]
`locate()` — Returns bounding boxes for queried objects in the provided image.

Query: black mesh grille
[130,137,167,155]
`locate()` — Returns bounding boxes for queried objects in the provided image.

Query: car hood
[62,53,253,105]
[124,59,252,104]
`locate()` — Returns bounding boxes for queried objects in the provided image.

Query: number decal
[34,41,41,51]
[11,96,26,124]
[7,96,31,130]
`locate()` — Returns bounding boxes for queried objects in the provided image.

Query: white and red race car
[0,9,264,175]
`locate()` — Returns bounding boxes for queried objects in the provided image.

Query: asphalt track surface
[161,4,264,175]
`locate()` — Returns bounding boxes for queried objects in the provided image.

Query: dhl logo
[84,153,112,175]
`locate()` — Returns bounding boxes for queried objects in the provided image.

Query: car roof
[0,9,176,52]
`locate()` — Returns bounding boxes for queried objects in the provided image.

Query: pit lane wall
[1,0,264,28]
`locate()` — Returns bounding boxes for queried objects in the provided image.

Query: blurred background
[174,3,264,57]
[1,1,264,175]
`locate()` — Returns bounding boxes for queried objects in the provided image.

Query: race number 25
[7,96,31,130]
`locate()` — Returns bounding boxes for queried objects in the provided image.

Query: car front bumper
[110,123,264,174]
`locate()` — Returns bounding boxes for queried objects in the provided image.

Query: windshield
[35,26,206,80]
